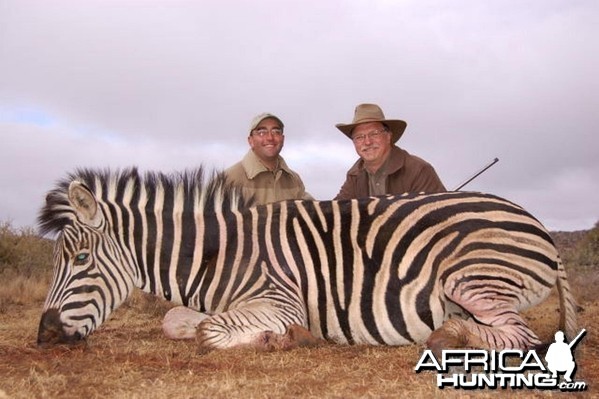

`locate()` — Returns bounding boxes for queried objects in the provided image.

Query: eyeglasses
[352,129,388,144]
[252,128,283,138]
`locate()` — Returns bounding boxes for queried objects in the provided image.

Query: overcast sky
[1,0,597,232]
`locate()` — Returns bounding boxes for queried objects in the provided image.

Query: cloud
[0,0,598,232]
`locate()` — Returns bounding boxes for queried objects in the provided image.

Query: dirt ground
[1,271,598,398]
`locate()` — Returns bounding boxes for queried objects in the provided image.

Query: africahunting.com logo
[414,329,587,392]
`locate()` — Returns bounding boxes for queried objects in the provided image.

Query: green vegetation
[574,221,599,268]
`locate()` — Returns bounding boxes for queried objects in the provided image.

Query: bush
[575,220,599,267]
[0,222,54,312]
[0,221,54,279]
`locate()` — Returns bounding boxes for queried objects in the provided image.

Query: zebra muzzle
[37,308,85,348]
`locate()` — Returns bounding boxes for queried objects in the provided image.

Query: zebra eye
[74,252,90,266]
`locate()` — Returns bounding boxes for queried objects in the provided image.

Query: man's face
[351,121,392,164]
[248,117,285,163]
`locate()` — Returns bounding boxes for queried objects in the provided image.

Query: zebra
[37,167,578,353]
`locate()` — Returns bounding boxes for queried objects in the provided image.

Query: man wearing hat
[335,103,445,199]
[225,112,310,204]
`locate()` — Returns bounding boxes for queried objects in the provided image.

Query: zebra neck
[134,209,237,310]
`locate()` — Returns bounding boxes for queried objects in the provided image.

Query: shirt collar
[241,150,293,179]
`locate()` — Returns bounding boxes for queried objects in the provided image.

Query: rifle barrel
[568,328,587,349]
[453,157,499,191]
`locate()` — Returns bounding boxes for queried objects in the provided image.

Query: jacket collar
[241,150,294,179]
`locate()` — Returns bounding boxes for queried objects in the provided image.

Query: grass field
[1,223,598,398]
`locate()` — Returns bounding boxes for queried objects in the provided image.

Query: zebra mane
[38,166,253,236]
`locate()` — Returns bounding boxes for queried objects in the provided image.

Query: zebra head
[37,176,137,347]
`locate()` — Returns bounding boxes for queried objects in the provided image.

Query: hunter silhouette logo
[545,329,586,383]
[415,329,588,392]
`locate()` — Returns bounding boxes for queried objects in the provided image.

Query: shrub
[0,222,54,312]
[0,221,54,279]
[575,220,599,267]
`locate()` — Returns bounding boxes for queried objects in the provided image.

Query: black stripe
[175,179,197,304]
[130,179,145,286]
[144,184,157,294]
[159,177,174,300]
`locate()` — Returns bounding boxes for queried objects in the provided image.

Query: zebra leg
[162,306,210,340]
[195,303,322,352]
[427,283,542,354]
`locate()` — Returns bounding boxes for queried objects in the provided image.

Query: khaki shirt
[335,146,446,200]
[225,150,310,205]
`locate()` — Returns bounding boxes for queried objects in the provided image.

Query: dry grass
[1,223,598,398]
[0,274,50,313]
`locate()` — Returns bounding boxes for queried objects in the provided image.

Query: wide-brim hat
[336,103,407,143]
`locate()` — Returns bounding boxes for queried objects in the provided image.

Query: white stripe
[153,180,165,297]
[168,183,185,304]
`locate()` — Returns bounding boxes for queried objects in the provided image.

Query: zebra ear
[68,181,103,227]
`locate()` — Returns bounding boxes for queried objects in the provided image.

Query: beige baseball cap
[249,113,284,133]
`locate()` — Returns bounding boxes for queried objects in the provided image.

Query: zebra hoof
[284,324,324,348]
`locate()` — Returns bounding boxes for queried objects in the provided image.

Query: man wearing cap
[225,113,310,205]
[335,103,445,200]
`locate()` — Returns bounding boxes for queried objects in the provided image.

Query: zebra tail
[556,257,579,341]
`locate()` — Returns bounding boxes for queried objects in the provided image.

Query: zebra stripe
[37,167,578,351]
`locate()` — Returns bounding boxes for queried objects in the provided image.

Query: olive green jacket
[225,150,310,205]
[335,146,446,200]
